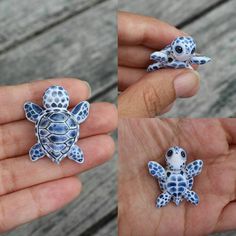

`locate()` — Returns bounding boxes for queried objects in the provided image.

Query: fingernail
[174,71,200,98]
[82,80,92,97]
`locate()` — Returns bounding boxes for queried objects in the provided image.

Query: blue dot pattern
[24,102,43,122]
[43,86,69,109]
[186,160,203,178]
[68,145,84,163]
[156,192,171,208]
[183,189,199,205]
[148,161,166,180]
[30,143,45,161]
[71,101,90,124]
[147,36,211,71]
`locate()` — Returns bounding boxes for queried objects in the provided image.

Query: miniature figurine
[147,36,211,71]
[148,146,203,207]
[24,85,90,164]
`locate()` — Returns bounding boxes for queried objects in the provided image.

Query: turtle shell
[166,173,187,198]
[36,110,78,162]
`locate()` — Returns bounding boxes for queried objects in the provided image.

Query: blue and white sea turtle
[147,36,211,71]
[24,85,90,164]
[148,146,203,208]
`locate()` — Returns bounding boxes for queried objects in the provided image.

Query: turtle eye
[175,46,183,54]
[181,151,186,158]
[167,149,173,157]
[191,47,196,54]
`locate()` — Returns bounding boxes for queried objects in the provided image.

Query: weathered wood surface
[0,0,105,53]
[119,0,221,27]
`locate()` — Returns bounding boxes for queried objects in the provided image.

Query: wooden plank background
[1,0,235,235]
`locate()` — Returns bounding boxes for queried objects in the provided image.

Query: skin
[119,118,236,236]
[0,78,117,232]
[118,12,200,117]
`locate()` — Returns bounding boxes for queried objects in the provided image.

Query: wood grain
[0,0,106,53]
[119,0,221,27]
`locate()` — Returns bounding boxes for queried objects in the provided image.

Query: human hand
[118,12,200,117]
[0,78,117,232]
[118,118,236,235]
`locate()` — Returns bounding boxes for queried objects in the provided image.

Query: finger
[118,45,152,68]
[0,78,91,125]
[0,176,81,232]
[0,134,114,196]
[159,102,174,115]
[0,102,117,160]
[220,119,236,145]
[118,45,198,70]
[118,66,146,91]
[118,11,185,48]
[118,69,200,117]
[214,201,236,233]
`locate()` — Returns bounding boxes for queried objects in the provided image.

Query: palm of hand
[119,118,236,236]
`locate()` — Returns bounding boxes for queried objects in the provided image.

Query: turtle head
[165,146,187,170]
[43,85,69,110]
[171,36,196,61]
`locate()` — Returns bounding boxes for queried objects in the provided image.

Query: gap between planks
[0,0,109,55]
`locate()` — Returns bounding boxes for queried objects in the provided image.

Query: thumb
[118,69,200,117]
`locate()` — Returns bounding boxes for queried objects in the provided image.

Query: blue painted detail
[49,113,68,122]
[25,85,89,164]
[71,101,90,124]
[68,145,84,163]
[148,36,211,71]
[24,102,43,122]
[48,123,69,134]
[29,143,45,161]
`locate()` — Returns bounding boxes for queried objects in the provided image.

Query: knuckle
[142,83,161,117]
[0,161,17,195]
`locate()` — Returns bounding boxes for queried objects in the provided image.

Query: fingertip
[174,70,200,98]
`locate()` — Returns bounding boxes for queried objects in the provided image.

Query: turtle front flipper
[191,55,211,65]
[183,189,199,205]
[186,160,203,178]
[24,102,43,123]
[68,145,84,164]
[148,161,166,181]
[71,101,90,124]
[29,143,45,161]
[156,191,171,208]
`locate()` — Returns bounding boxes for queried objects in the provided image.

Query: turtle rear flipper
[156,191,171,208]
[24,102,43,123]
[183,189,199,205]
[29,143,45,161]
[71,101,90,124]
[68,145,84,164]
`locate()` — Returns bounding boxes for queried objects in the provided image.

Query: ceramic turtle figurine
[148,146,203,208]
[147,36,211,71]
[24,85,90,164]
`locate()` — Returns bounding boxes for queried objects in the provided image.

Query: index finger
[118,11,186,49]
